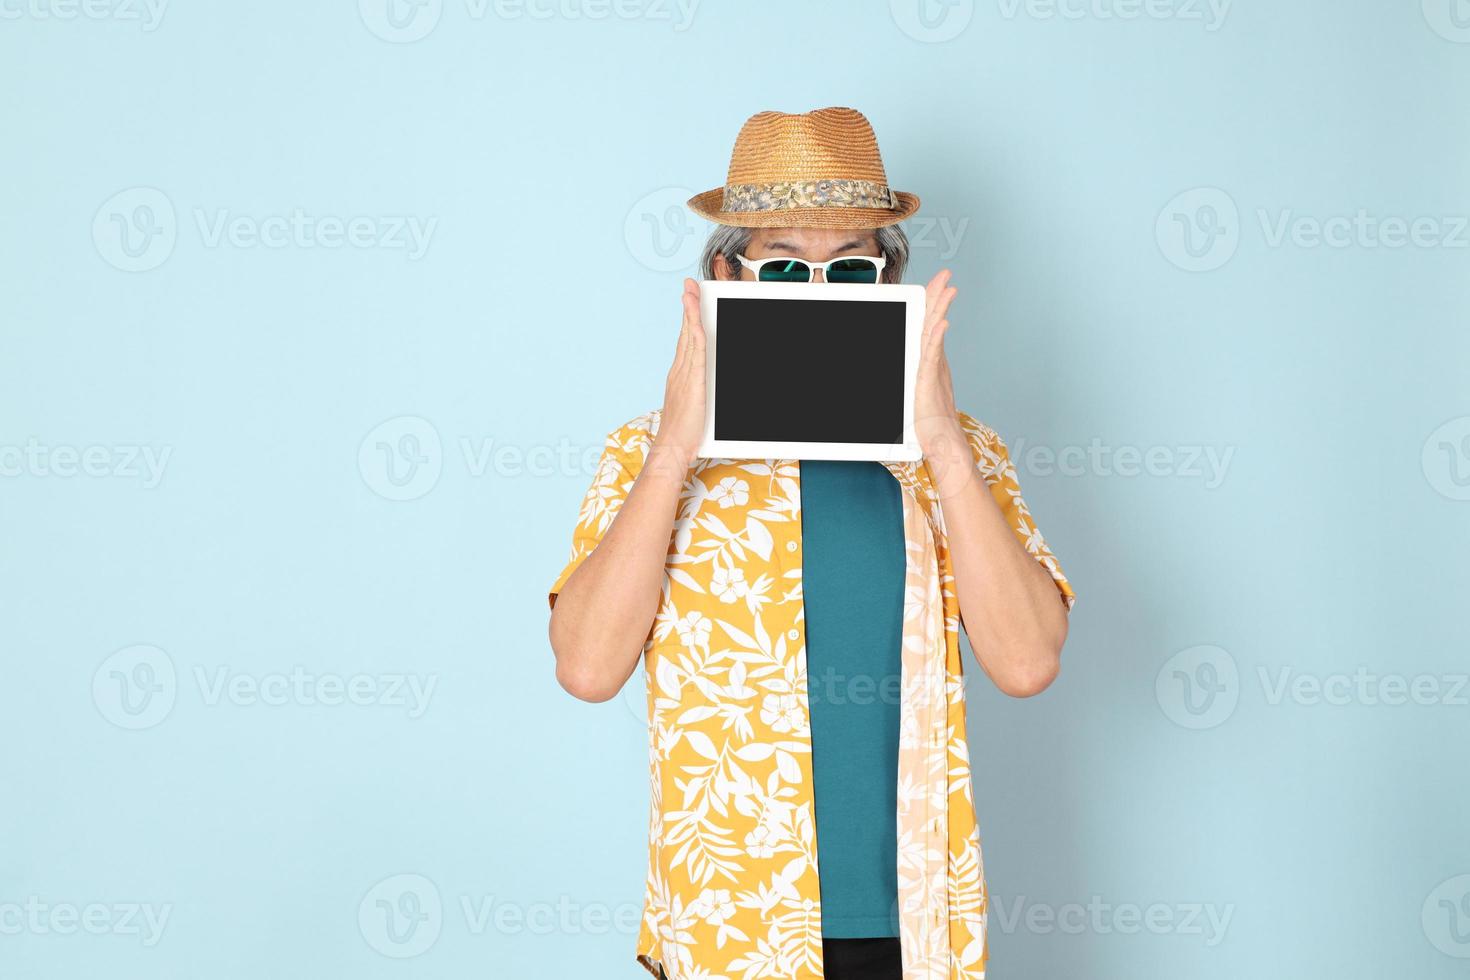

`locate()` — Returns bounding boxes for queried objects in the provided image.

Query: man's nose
[812,268,825,284]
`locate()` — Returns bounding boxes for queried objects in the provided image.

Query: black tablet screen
[713,297,906,444]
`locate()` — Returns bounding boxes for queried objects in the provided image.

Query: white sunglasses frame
[735,253,888,283]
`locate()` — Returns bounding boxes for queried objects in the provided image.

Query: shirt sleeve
[547,425,644,610]
[958,412,1076,610]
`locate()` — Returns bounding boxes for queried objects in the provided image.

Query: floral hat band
[720,178,897,214]
[687,107,921,230]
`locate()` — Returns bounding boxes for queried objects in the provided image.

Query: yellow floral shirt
[549,409,1075,980]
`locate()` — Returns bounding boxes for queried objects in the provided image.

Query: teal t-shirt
[799,459,906,939]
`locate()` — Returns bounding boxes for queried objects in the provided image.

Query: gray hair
[697,223,910,284]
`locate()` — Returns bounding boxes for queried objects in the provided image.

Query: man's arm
[911,269,1069,698]
[928,432,1070,698]
[548,278,707,703]
[548,443,688,702]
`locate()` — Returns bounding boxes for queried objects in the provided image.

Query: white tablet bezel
[696,279,925,462]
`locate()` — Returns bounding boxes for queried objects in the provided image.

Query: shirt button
[787,629,799,641]
[786,540,798,553]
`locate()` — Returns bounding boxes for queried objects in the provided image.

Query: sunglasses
[735,253,887,284]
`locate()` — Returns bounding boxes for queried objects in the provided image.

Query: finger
[924,269,952,313]
[684,280,706,353]
[923,281,940,331]
[672,290,695,369]
[922,293,956,357]
[926,268,952,298]
[924,278,953,341]
[927,285,957,332]
[936,284,957,320]
[681,312,702,367]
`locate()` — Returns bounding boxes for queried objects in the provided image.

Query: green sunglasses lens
[757,259,812,282]
[826,258,880,283]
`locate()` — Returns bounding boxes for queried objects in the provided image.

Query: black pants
[658,937,901,980]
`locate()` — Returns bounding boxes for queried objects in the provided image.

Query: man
[548,107,1075,980]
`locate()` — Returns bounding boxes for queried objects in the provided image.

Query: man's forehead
[748,226,877,252]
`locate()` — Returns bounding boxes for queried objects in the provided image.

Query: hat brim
[686,188,920,229]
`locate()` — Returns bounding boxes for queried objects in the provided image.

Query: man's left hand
[914,268,971,487]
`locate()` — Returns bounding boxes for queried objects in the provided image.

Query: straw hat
[687,107,920,229]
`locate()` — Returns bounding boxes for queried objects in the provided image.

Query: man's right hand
[652,277,707,468]
[549,278,707,702]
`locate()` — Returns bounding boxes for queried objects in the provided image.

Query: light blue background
[3,1,1468,977]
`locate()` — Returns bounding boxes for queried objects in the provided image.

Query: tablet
[696,280,925,462]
